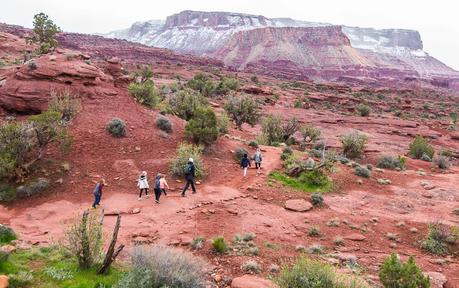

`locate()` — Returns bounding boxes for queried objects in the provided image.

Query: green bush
[433,155,450,170]
[133,65,153,83]
[155,115,172,133]
[170,143,204,178]
[276,257,369,288]
[185,106,219,145]
[281,146,294,161]
[298,170,329,186]
[116,246,206,288]
[234,148,249,162]
[187,73,215,97]
[106,118,126,137]
[261,115,299,145]
[212,236,227,253]
[379,253,430,288]
[224,95,260,129]
[128,80,160,108]
[308,226,321,237]
[48,90,81,122]
[377,155,406,170]
[310,193,324,206]
[421,223,451,255]
[300,125,321,142]
[190,237,205,250]
[356,103,371,116]
[409,135,434,159]
[215,77,240,95]
[0,183,17,202]
[15,177,50,198]
[0,224,17,244]
[242,260,261,274]
[354,166,371,178]
[166,89,208,121]
[27,13,61,54]
[248,141,258,148]
[341,132,368,159]
[216,112,230,134]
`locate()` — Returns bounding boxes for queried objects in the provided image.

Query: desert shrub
[333,236,345,246]
[106,118,126,137]
[43,267,74,281]
[224,95,260,128]
[242,232,256,242]
[15,177,50,198]
[300,125,321,142]
[65,210,103,269]
[341,132,368,159]
[27,13,61,54]
[298,170,329,187]
[185,106,219,145]
[155,115,172,133]
[308,226,321,237]
[433,155,450,170]
[48,90,81,121]
[128,80,160,108]
[190,236,205,250]
[379,253,430,288]
[307,244,324,254]
[354,166,371,178]
[0,224,16,244]
[216,112,230,134]
[116,245,206,288]
[170,143,204,178]
[242,260,261,274]
[421,223,451,255]
[248,140,258,148]
[0,250,9,265]
[251,75,259,84]
[377,155,406,170]
[212,236,228,253]
[166,89,208,121]
[215,77,240,95]
[409,135,434,159]
[133,65,154,83]
[234,147,249,162]
[187,73,215,97]
[262,115,299,145]
[0,183,16,202]
[276,257,370,288]
[356,103,371,116]
[280,146,294,161]
[310,193,324,206]
[438,148,454,157]
[8,271,34,287]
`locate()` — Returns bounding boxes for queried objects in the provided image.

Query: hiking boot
[155,200,159,204]
[138,197,142,201]
[146,195,150,199]
[181,193,186,197]
[192,191,197,194]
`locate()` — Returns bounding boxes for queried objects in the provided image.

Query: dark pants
[154,188,162,202]
[255,162,261,169]
[181,178,196,195]
[92,193,101,208]
[139,188,149,197]
[161,188,167,196]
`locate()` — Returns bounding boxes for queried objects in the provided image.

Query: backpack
[184,164,191,175]
[155,177,161,189]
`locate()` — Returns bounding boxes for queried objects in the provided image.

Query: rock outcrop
[231,275,278,288]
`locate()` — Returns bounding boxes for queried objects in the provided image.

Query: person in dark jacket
[92,178,105,208]
[181,158,196,197]
[153,174,162,204]
[241,154,251,177]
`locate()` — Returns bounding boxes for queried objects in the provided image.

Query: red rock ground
[1,31,459,287]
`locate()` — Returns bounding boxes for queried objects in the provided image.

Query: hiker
[137,171,150,201]
[253,148,262,175]
[92,178,105,208]
[181,158,196,197]
[159,173,170,196]
[154,174,162,204]
[241,153,251,177]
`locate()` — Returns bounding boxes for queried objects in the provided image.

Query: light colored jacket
[137,175,149,189]
[160,178,169,189]
[254,152,262,163]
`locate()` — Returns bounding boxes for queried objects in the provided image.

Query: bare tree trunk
[79,210,91,269]
[97,214,124,274]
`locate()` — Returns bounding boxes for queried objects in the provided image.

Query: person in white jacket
[137,171,150,200]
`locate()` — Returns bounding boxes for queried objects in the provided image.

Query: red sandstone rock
[231,275,278,288]
[284,199,313,212]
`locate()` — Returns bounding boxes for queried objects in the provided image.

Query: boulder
[0,275,8,288]
[425,272,447,288]
[284,199,313,212]
[0,245,16,253]
[231,275,278,288]
[451,132,459,140]
[344,233,366,241]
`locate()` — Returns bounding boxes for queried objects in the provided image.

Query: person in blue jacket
[240,153,251,178]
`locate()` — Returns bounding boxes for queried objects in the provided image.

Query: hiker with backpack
[153,174,162,204]
[253,148,262,175]
[241,153,251,178]
[159,173,170,196]
[181,158,196,197]
[137,171,150,201]
[92,178,106,208]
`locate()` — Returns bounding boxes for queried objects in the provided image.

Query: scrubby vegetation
[128,79,160,108]
[216,112,230,134]
[275,257,369,288]
[377,155,406,170]
[421,222,457,255]
[310,192,324,206]
[190,237,205,250]
[185,106,219,145]
[354,165,371,178]
[166,89,208,121]
[224,95,260,129]
[341,131,368,159]
[27,12,61,54]
[116,246,206,288]
[356,103,371,116]
[300,124,321,143]
[170,143,204,178]
[379,253,430,288]
[409,135,434,160]
[155,115,172,133]
[269,171,332,193]
[261,115,299,145]
[234,147,249,162]
[0,224,16,244]
[212,236,228,253]
[106,118,127,137]
[48,91,81,122]
[433,155,450,170]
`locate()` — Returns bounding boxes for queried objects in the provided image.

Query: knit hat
[189,158,194,163]
[142,171,147,176]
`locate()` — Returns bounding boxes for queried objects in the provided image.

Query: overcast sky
[1,0,458,70]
